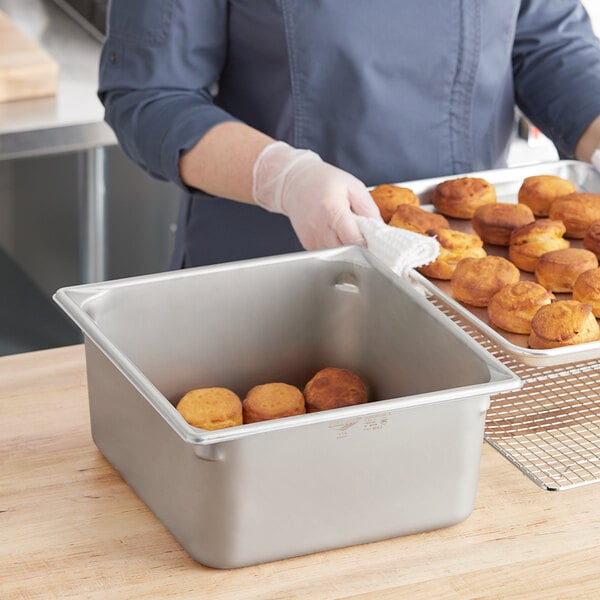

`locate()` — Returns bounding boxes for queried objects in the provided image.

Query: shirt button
[109,52,118,64]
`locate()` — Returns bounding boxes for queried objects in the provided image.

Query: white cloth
[355,216,440,278]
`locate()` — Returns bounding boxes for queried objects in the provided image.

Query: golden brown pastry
[370,184,420,223]
[508,219,570,273]
[517,175,577,217]
[534,248,598,293]
[450,255,520,307]
[432,176,496,219]
[177,387,243,430]
[573,268,600,317]
[418,228,486,280]
[487,281,555,334]
[528,300,600,349]
[548,192,600,238]
[388,203,450,234]
[583,220,600,258]
[304,367,368,413]
[471,202,535,246]
[242,382,306,424]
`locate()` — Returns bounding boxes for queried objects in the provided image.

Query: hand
[252,141,382,249]
[593,148,600,172]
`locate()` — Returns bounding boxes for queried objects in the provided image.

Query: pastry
[583,220,600,258]
[548,192,600,238]
[534,248,598,293]
[242,382,306,423]
[304,367,368,413]
[389,203,450,234]
[508,219,570,273]
[487,281,555,334]
[418,228,486,280]
[528,300,600,349]
[471,202,534,246]
[176,387,243,430]
[518,174,577,217]
[573,267,600,317]
[450,255,520,307]
[370,184,420,223]
[432,176,496,219]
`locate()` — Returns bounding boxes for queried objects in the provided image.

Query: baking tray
[401,160,600,367]
[54,246,519,568]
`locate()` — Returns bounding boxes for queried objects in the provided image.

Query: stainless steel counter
[0,0,115,159]
[0,0,116,283]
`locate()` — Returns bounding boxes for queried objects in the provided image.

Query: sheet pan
[400,160,600,367]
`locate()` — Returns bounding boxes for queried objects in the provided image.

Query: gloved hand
[252,141,382,249]
[593,148,600,172]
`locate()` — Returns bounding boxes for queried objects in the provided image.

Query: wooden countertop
[1,345,599,599]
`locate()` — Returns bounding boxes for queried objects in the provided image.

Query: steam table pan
[54,246,519,568]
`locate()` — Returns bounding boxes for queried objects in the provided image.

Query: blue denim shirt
[99,0,600,267]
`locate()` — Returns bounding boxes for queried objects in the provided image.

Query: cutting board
[0,9,59,102]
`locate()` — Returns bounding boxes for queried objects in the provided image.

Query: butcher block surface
[0,9,58,102]
[1,345,600,599]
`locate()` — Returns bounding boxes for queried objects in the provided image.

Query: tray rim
[396,159,593,192]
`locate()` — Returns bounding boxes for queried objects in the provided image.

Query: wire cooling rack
[428,296,600,491]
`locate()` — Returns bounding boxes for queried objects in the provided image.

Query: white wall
[581,0,600,34]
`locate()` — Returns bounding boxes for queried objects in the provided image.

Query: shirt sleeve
[98,0,239,190]
[513,0,600,157]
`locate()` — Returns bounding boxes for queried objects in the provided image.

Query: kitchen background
[1,0,599,356]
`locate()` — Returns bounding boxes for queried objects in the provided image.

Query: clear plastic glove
[252,141,382,249]
[593,148,600,172]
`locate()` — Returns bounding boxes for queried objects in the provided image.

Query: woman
[99,1,600,268]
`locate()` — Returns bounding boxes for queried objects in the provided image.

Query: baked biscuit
[242,382,306,424]
[583,220,600,258]
[548,192,600,238]
[487,281,555,334]
[418,228,486,280]
[389,203,450,234]
[450,255,520,307]
[573,268,600,317]
[177,387,243,430]
[518,175,577,217]
[508,219,570,273]
[370,184,420,223]
[534,248,598,293]
[471,202,535,246]
[529,300,600,349]
[432,176,496,219]
[304,367,368,413]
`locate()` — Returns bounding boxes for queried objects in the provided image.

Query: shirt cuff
[158,103,241,192]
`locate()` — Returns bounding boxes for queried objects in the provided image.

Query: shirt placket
[449,0,482,174]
